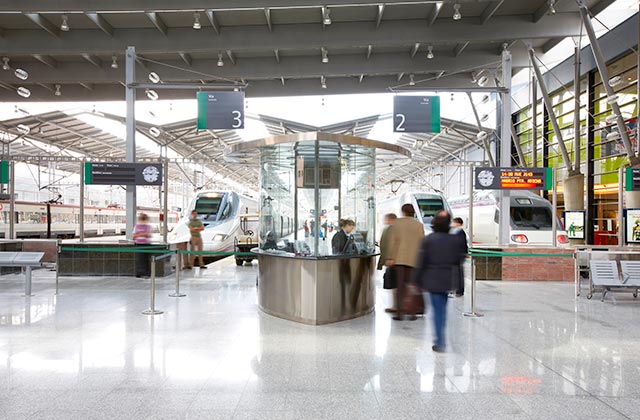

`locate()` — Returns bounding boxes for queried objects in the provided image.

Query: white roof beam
[453,42,469,57]
[204,9,220,35]
[179,52,192,66]
[81,54,102,68]
[24,13,60,38]
[427,2,443,27]
[85,12,114,36]
[264,8,273,32]
[145,12,168,36]
[480,0,504,25]
[33,54,57,68]
[376,4,385,29]
[410,42,420,58]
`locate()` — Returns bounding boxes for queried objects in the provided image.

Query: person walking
[451,217,468,297]
[377,213,398,313]
[187,210,207,269]
[414,211,466,352]
[387,204,425,321]
[133,213,152,278]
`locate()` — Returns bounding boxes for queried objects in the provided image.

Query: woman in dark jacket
[414,211,467,352]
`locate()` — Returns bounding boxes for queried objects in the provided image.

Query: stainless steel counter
[256,251,376,325]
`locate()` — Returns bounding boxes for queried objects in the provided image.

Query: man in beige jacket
[386,203,425,320]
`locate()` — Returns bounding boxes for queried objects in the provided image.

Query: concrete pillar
[125,46,137,240]
[498,48,512,246]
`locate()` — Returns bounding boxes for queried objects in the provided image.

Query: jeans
[429,292,449,348]
[190,236,204,267]
[135,243,151,277]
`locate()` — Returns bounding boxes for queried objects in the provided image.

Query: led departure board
[85,162,163,186]
[625,167,640,192]
[475,167,552,190]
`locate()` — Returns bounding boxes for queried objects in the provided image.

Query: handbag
[383,266,396,289]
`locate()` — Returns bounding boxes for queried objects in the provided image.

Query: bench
[0,251,45,296]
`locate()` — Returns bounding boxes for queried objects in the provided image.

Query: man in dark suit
[414,211,466,352]
[451,217,468,297]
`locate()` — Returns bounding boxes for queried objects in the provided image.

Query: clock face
[477,170,495,188]
[142,166,160,183]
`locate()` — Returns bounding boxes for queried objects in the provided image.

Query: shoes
[392,315,403,321]
[384,308,397,313]
[184,266,192,270]
[199,265,208,269]
[432,345,445,353]
[455,293,464,297]
[407,315,418,321]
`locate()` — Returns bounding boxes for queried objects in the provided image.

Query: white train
[0,200,179,239]
[377,191,452,235]
[168,191,259,256]
[448,190,569,246]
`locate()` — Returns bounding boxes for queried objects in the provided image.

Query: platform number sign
[0,161,7,184]
[197,91,245,130]
[393,96,441,133]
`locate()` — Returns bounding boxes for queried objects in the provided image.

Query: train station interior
[1,1,640,419]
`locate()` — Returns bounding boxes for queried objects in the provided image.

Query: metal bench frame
[0,251,45,296]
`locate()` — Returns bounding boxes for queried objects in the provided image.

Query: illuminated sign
[84,162,163,186]
[0,161,7,184]
[393,96,441,133]
[625,167,640,192]
[475,167,552,190]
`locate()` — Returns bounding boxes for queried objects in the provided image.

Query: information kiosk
[226,132,411,324]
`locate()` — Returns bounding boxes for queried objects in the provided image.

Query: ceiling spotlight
[606,131,621,141]
[605,114,617,124]
[193,12,202,29]
[145,88,159,101]
[14,68,28,81]
[60,14,70,31]
[111,55,118,69]
[217,53,224,67]
[427,45,434,60]
[17,87,31,98]
[2,57,9,71]
[54,84,61,96]
[607,95,619,105]
[481,114,489,122]
[148,72,161,84]
[547,0,557,15]
[409,74,415,86]
[608,76,623,87]
[149,127,161,138]
[16,124,30,135]
[321,75,327,89]
[321,47,329,64]
[453,3,462,20]
[472,70,489,87]
[477,131,488,141]
[322,7,332,25]
[481,94,490,104]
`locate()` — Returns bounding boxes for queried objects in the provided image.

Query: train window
[416,198,445,218]
[511,207,552,229]
[195,196,223,221]
[221,202,232,219]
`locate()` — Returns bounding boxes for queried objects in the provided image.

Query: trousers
[189,236,204,267]
[429,292,449,348]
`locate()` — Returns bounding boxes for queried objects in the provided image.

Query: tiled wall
[475,247,574,282]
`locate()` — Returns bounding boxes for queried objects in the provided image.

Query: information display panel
[626,209,640,243]
[564,210,585,239]
[625,167,640,192]
[474,167,552,190]
[393,96,440,133]
[0,161,7,184]
[85,162,163,186]
[197,91,245,130]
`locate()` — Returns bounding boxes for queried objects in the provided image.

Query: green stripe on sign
[84,162,93,185]
[431,96,441,133]
[196,92,208,130]
[544,167,553,190]
[0,161,8,184]
[626,167,633,192]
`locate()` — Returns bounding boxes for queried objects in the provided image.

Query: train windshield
[511,206,552,229]
[194,195,224,221]
[416,198,445,218]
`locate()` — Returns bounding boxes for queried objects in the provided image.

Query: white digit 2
[395,113,406,132]
[232,110,242,128]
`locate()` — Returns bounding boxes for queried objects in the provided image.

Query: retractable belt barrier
[463,248,576,318]
[56,246,258,313]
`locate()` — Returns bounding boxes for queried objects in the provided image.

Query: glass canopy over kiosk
[226,132,411,324]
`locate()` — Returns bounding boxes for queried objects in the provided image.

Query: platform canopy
[0,110,490,193]
[0,0,615,101]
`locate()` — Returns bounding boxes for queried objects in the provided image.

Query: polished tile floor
[1,259,640,420]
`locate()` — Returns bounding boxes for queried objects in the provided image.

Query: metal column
[79,160,85,242]
[528,47,573,173]
[586,71,596,245]
[498,48,512,246]
[162,156,169,244]
[9,160,15,239]
[577,1,639,166]
[532,76,538,167]
[125,46,137,240]
[573,46,582,172]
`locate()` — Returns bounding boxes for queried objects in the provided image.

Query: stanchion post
[24,266,34,297]
[464,255,484,318]
[169,250,186,297]
[574,248,580,297]
[142,256,164,315]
